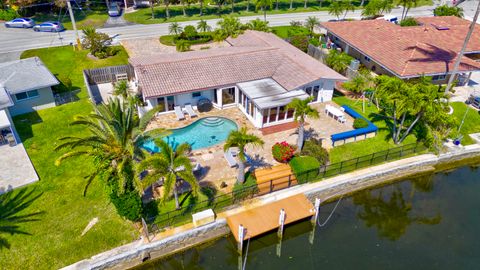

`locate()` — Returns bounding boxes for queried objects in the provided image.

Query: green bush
[182,25,198,40]
[272,141,296,163]
[109,189,143,221]
[300,139,329,165]
[0,9,17,21]
[176,40,191,52]
[289,35,309,52]
[289,156,320,184]
[434,5,463,17]
[353,118,370,129]
[233,172,258,200]
[400,17,418,27]
[309,37,320,47]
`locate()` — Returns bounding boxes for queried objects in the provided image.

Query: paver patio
[0,143,38,193]
[146,102,354,192]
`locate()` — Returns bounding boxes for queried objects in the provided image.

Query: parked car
[33,22,65,32]
[108,2,121,17]
[4,18,35,28]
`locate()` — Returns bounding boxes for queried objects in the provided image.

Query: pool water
[143,117,237,151]
[135,164,480,270]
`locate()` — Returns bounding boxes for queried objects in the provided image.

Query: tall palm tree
[169,22,183,35]
[197,19,212,32]
[303,0,307,9]
[230,0,235,13]
[328,1,344,21]
[342,0,355,19]
[399,0,418,20]
[164,0,171,18]
[199,0,204,16]
[137,140,199,209]
[287,97,319,150]
[305,16,320,35]
[255,0,273,22]
[445,0,480,94]
[223,127,264,184]
[0,189,43,249]
[55,98,167,195]
[180,0,187,16]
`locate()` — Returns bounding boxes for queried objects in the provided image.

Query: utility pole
[67,0,82,50]
[444,0,480,94]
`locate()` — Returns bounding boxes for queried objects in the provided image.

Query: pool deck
[146,103,354,192]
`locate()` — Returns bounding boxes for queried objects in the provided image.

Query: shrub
[309,37,320,47]
[434,5,463,17]
[400,17,418,27]
[290,21,303,27]
[301,139,329,165]
[289,156,320,184]
[0,9,17,21]
[289,35,309,52]
[353,118,370,129]
[176,40,191,52]
[81,27,115,58]
[182,25,198,40]
[232,172,258,200]
[272,141,296,163]
[109,189,143,221]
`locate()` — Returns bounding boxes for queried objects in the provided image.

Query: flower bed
[272,141,296,163]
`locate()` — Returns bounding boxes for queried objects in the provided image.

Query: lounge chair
[174,106,185,120]
[185,104,197,118]
[224,148,238,168]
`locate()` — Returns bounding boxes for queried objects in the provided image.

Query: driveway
[103,11,133,28]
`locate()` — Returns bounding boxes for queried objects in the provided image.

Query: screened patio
[236,79,310,128]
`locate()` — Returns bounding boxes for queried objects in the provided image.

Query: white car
[4,18,35,28]
[108,2,121,17]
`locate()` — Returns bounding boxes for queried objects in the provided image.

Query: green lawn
[31,9,109,30]
[271,25,310,38]
[451,102,480,145]
[124,0,433,25]
[330,94,418,163]
[0,46,135,269]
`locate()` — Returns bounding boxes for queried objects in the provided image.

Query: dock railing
[147,142,427,232]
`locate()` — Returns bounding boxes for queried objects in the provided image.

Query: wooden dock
[226,194,314,242]
[255,164,297,194]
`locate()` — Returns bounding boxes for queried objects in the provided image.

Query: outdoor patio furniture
[174,106,185,120]
[5,133,16,146]
[185,104,197,118]
[224,148,238,168]
[325,105,346,123]
[197,98,212,112]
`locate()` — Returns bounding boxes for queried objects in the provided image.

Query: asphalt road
[0,5,437,54]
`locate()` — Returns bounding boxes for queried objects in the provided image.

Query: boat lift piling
[309,198,321,244]
[276,208,286,257]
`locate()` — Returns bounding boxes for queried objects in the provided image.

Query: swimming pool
[143,117,238,152]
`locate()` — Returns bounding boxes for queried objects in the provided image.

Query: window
[222,87,235,105]
[157,97,166,112]
[192,92,202,98]
[432,75,446,81]
[364,56,371,62]
[15,90,38,101]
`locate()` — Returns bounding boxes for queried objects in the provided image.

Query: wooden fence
[83,64,135,104]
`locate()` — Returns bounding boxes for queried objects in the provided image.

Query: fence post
[288,174,292,187]
[270,179,273,193]
[355,157,360,169]
[385,149,389,161]
[339,161,343,174]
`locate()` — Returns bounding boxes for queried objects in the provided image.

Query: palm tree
[55,98,167,195]
[230,0,235,13]
[325,49,353,74]
[247,18,270,32]
[328,1,344,21]
[217,16,243,37]
[223,128,264,184]
[137,140,199,209]
[164,0,171,18]
[213,0,226,14]
[113,80,129,100]
[169,22,183,35]
[289,0,293,9]
[399,0,418,20]
[305,16,320,35]
[342,1,355,19]
[287,97,319,150]
[303,0,308,9]
[0,189,43,249]
[255,0,273,22]
[197,20,212,32]
[246,0,251,11]
[199,0,204,16]
[180,0,187,16]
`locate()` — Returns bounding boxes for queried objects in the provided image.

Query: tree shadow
[0,188,44,250]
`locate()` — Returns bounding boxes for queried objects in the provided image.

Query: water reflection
[353,175,441,241]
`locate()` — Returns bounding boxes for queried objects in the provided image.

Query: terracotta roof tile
[130,30,345,98]
[321,16,480,78]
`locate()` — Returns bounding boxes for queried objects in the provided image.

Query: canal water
[136,165,480,270]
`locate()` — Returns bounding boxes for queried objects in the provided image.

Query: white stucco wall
[8,87,56,116]
[300,79,335,103]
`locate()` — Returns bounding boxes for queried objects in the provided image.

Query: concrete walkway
[0,143,38,193]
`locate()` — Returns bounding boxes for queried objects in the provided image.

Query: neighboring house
[128,30,345,128]
[0,57,59,144]
[321,16,480,84]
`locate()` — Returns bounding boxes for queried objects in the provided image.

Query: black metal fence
[149,142,427,232]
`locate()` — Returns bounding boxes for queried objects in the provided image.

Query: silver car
[4,18,35,28]
[33,21,65,32]
[108,2,121,17]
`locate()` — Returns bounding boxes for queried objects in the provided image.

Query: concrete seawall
[63,144,480,270]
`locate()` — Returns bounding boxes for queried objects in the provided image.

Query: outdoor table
[325,105,345,122]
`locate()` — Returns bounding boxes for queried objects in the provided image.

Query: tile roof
[321,16,480,78]
[129,30,345,98]
[0,57,59,94]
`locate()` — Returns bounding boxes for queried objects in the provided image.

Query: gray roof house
[0,57,57,192]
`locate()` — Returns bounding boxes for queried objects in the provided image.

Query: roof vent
[431,23,449,30]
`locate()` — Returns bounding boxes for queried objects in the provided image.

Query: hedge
[289,156,320,184]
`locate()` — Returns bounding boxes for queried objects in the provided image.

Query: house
[0,57,59,144]
[321,16,480,84]
[129,30,346,128]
